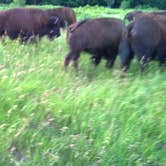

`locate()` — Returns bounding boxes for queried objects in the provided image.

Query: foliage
[120,0,131,9]
[0,0,11,4]
[10,0,26,6]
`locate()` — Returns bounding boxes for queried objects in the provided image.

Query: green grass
[0,5,166,166]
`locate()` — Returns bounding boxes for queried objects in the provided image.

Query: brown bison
[0,8,61,41]
[119,16,166,72]
[45,7,76,27]
[64,18,126,69]
[124,10,166,22]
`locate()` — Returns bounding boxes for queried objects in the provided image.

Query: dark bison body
[64,18,126,69]
[119,16,166,72]
[0,8,61,41]
[0,10,6,37]
[45,7,76,27]
[124,10,166,22]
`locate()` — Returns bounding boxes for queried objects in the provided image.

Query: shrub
[120,0,131,9]
[11,0,26,6]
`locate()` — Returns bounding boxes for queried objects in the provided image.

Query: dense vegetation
[0,5,166,166]
[0,0,166,9]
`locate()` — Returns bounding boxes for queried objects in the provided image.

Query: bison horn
[48,16,59,27]
[53,16,59,24]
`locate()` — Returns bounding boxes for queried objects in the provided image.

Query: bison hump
[68,19,89,33]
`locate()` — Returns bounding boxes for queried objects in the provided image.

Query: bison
[0,8,61,41]
[45,7,77,28]
[124,10,166,22]
[119,16,166,73]
[64,18,126,69]
[124,10,143,22]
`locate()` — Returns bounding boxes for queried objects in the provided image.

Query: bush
[11,0,26,6]
[0,0,11,3]
[135,5,158,10]
[120,0,131,9]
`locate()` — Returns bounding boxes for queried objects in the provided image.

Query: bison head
[47,16,61,40]
[124,11,142,22]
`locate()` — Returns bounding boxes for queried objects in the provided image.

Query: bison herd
[0,7,76,41]
[0,7,166,74]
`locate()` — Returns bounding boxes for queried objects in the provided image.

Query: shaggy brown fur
[64,18,126,69]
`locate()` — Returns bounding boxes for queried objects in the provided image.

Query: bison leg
[64,51,80,69]
[20,32,33,43]
[91,54,102,66]
[139,55,150,73]
[72,54,80,69]
[64,51,73,68]
[159,59,166,71]
[156,53,166,70]
[7,31,19,40]
[0,29,3,36]
[105,54,117,68]
[159,61,166,67]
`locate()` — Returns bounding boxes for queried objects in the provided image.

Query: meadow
[0,5,166,166]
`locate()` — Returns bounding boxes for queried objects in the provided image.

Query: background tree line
[0,0,166,9]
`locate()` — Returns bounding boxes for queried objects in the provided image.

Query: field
[0,5,166,166]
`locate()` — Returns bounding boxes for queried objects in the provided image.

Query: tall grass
[0,6,166,166]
